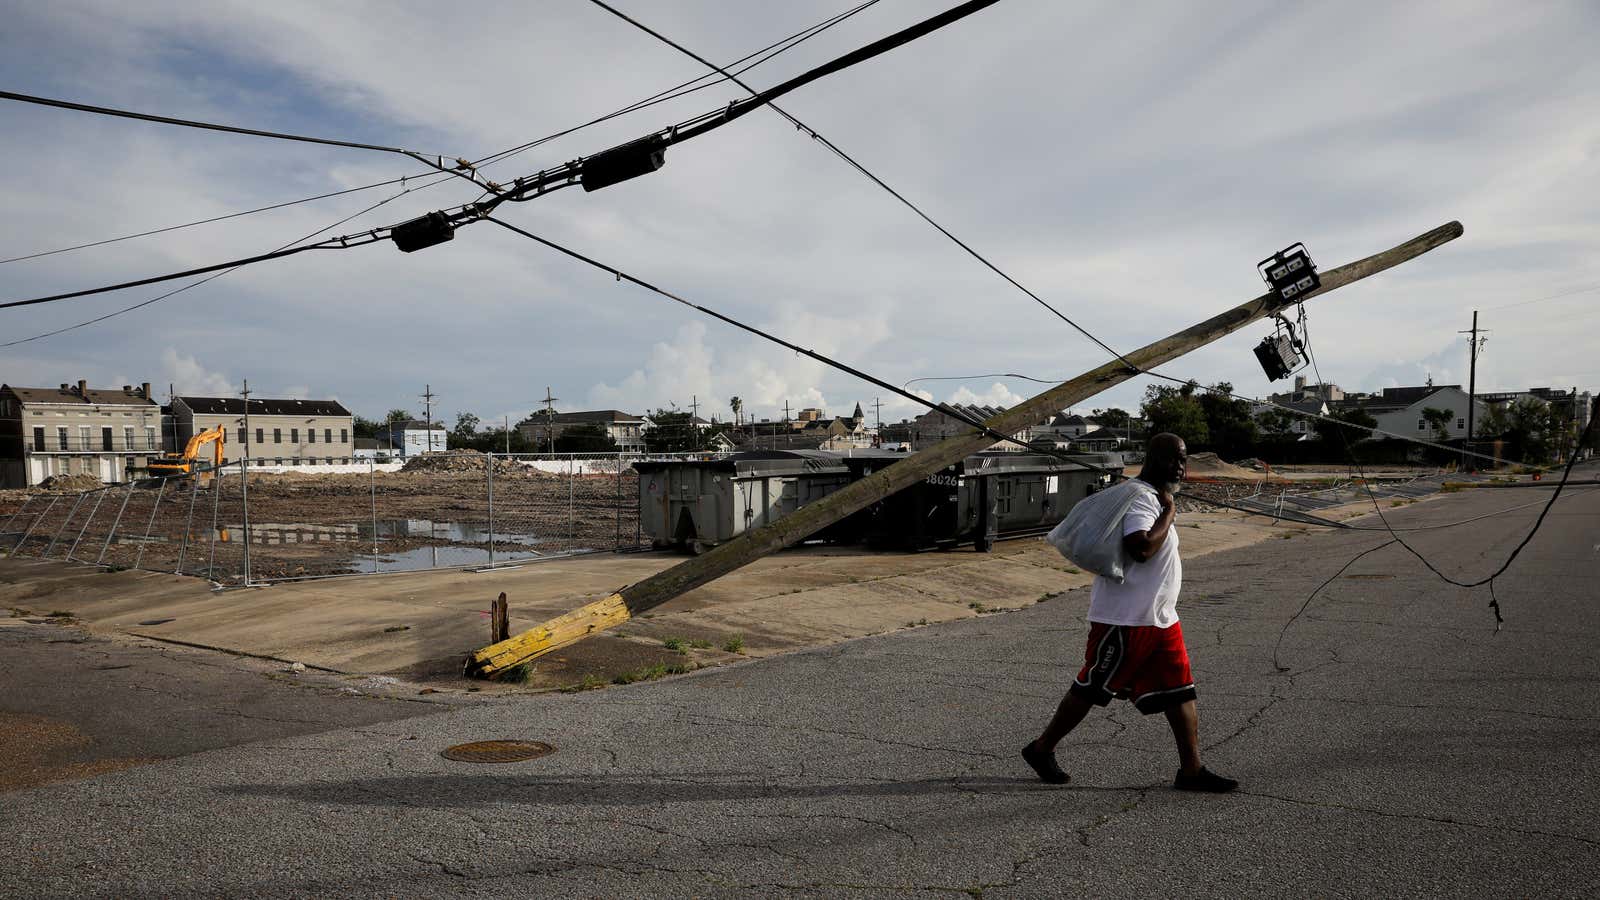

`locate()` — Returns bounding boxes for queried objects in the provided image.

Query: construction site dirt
[0,463,643,584]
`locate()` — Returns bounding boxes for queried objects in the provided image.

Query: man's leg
[1034,691,1094,753]
[1022,691,1094,784]
[1164,698,1202,776]
[1164,698,1237,792]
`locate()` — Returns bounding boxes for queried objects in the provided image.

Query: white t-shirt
[1087,487,1181,627]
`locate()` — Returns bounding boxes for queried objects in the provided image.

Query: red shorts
[1070,621,1196,714]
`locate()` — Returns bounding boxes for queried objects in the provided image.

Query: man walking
[1022,433,1237,792]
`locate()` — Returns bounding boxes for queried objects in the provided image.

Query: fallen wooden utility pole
[466,221,1463,678]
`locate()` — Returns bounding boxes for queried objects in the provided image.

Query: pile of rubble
[37,473,106,492]
[400,451,548,478]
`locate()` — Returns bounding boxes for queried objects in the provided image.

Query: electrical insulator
[581,135,668,192]
[391,211,455,253]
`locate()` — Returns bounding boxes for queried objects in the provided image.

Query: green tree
[386,408,411,424]
[352,415,381,439]
[644,410,699,453]
[1313,407,1377,447]
[1254,407,1297,441]
[1420,406,1455,443]
[1140,382,1208,448]
[1091,407,1131,429]
[1197,382,1257,459]
[446,411,481,450]
[554,423,620,453]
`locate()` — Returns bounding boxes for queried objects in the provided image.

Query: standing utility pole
[689,395,701,450]
[505,414,511,455]
[420,384,437,453]
[541,387,559,456]
[238,379,252,585]
[465,221,1465,678]
[1459,311,1489,471]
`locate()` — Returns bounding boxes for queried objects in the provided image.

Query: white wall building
[373,420,448,457]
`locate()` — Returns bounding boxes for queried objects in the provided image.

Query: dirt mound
[38,474,105,492]
[1184,452,1259,481]
[400,451,557,478]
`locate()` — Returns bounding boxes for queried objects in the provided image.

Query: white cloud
[948,382,1027,409]
[2,0,1598,425]
[159,349,234,396]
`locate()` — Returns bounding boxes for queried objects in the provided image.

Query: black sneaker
[1174,766,1238,792]
[1021,742,1069,785]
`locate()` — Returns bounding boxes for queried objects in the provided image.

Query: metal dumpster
[634,451,854,554]
[846,451,1120,551]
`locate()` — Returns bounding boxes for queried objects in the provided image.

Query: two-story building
[0,380,162,487]
[171,396,354,465]
[517,410,649,452]
[1334,385,1485,443]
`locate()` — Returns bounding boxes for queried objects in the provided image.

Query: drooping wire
[585,0,1144,378]
[1,184,431,348]
[0,0,880,269]
[0,0,984,312]
[0,89,456,158]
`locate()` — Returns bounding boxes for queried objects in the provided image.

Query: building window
[290,428,299,444]
[238,427,247,447]
[256,428,264,446]
[125,427,135,449]
[308,428,316,444]
[57,427,68,450]
[145,427,156,450]
[33,427,45,452]
[273,428,282,443]
[1456,418,1465,429]
[1417,419,1426,430]
[325,428,332,443]
[341,428,349,444]
[274,458,283,466]
[80,426,93,449]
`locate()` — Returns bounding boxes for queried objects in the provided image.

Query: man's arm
[1122,490,1175,563]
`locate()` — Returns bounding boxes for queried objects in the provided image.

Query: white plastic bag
[1045,480,1155,583]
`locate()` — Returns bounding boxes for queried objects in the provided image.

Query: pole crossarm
[464,220,1463,678]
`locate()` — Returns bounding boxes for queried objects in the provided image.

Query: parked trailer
[636,450,1120,554]
[842,451,1119,551]
[634,451,855,554]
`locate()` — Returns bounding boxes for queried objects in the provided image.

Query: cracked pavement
[2,480,1599,897]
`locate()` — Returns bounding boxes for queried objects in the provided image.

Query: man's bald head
[1139,432,1188,492]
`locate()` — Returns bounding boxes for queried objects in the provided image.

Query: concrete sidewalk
[2,483,1596,896]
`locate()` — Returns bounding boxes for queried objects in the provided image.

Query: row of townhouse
[0,380,357,488]
[1251,383,1593,444]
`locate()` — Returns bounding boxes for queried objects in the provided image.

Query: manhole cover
[440,740,555,763]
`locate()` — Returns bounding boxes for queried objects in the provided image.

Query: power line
[0,0,988,312]
[1,184,421,348]
[0,89,455,157]
[0,0,878,269]
[0,88,490,192]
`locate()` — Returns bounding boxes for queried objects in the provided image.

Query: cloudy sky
[2,0,1596,430]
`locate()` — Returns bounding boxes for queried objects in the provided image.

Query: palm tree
[729,396,743,428]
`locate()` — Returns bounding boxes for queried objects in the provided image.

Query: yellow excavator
[148,426,226,486]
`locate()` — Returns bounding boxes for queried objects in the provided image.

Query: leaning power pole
[1459,311,1489,471]
[463,221,1464,678]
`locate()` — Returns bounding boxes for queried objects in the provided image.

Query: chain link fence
[0,451,667,585]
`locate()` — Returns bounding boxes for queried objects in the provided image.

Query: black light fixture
[1253,331,1303,381]
[391,211,455,253]
[581,134,668,192]
[1258,242,1320,305]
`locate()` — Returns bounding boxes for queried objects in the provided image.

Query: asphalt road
[2,473,1598,898]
